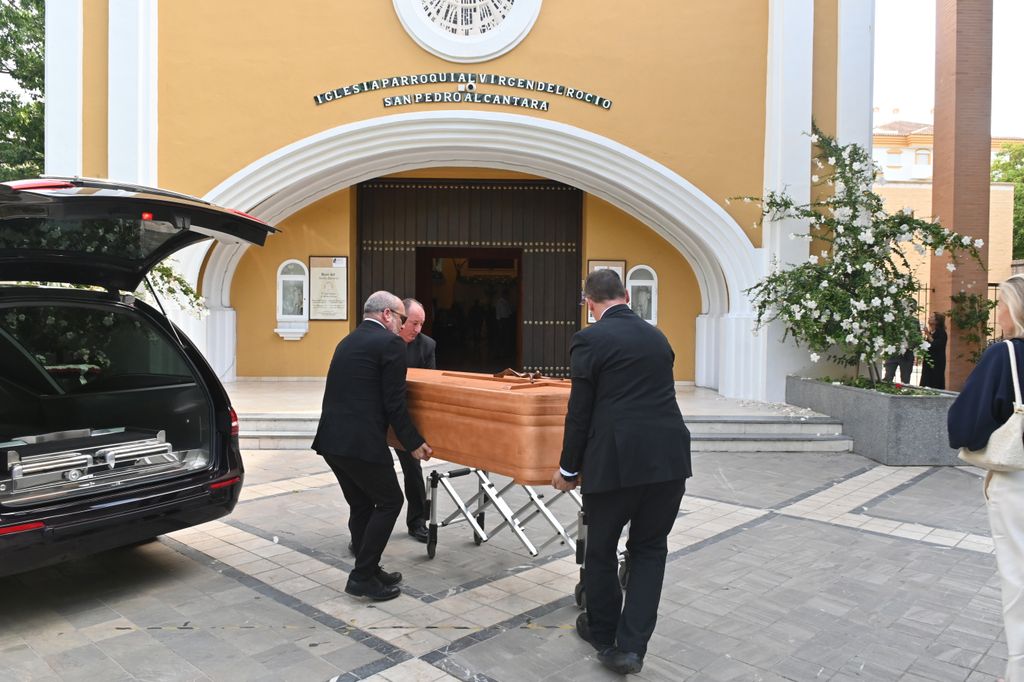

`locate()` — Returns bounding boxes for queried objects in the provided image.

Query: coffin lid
[0,177,278,291]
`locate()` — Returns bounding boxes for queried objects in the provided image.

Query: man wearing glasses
[313,291,433,602]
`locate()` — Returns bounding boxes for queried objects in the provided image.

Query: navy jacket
[948,338,1024,451]
[312,320,424,464]
[559,304,691,494]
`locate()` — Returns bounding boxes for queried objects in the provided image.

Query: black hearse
[0,178,275,575]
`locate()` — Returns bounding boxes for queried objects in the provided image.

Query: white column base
[206,307,237,382]
[694,313,720,390]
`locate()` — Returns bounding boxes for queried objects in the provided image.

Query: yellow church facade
[44,0,879,401]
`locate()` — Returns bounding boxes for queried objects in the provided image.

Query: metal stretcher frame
[424,467,583,559]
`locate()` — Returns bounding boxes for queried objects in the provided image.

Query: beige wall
[82,0,108,178]
[875,181,1015,298]
[232,189,354,377]
[583,196,698,382]
[145,1,771,247]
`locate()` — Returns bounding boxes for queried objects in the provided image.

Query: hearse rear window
[0,304,195,394]
[0,216,181,261]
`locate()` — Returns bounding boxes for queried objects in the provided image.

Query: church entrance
[415,247,520,373]
[357,179,582,376]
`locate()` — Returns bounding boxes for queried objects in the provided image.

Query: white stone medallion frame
[393,0,543,63]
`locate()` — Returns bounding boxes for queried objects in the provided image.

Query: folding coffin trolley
[390,368,628,608]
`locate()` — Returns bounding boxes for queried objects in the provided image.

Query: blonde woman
[949,274,1024,681]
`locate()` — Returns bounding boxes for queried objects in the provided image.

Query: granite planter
[785,375,959,466]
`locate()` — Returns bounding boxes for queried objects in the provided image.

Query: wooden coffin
[388,368,571,485]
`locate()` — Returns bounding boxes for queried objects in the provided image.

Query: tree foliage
[742,124,984,381]
[991,143,1024,259]
[0,0,44,182]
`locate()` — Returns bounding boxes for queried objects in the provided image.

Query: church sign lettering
[313,72,612,111]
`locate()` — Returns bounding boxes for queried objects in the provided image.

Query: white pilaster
[717,313,766,400]
[836,0,876,151]
[763,0,814,268]
[694,313,720,390]
[207,308,238,382]
[107,0,158,185]
[44,0,83,177]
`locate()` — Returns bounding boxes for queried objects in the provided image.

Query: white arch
[187,111,767,397]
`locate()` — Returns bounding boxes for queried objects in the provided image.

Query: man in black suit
[553,269,691,675]
[312,291,432,602]
[396,297,437,542]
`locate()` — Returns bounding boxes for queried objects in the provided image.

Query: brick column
[931,0,993,391]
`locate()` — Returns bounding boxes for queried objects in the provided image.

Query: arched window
[626,265,658,325]
[275,259,309,340]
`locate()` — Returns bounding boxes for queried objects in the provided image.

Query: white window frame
[275,259,309,340]
[626,264,658,326]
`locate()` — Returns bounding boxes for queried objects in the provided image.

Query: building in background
[872,120,1017,315]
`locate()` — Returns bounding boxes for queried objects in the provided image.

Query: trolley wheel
[618,552,630,590]
[574,581,586,609]
[427,540,436,559]
[473,511,485,545]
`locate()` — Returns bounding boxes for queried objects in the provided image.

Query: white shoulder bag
[958,340,1024,471]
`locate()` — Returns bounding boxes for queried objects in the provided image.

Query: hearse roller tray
[1,427,185,505]
[389,369,571,485]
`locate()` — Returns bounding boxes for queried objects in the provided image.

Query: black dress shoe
[344,576,401,602]
[597,647,644,675]
[375,566,402,586]
[408,525,429,543]
[576,613,613,652]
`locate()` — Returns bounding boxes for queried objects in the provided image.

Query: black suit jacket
[312,320,424,464]
[406,333,437,369]
[559,304,691,494]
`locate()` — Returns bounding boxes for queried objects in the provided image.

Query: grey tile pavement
[0,449,1012,682]
[864,467,990,536]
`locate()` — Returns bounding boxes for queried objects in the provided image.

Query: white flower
[743,197,751,203]
[920,340,931,350]
[811,174,820,183]
[810,134,819,143]
[819,280,829,289]
[934,246,945,257]
[888,285,897,294]
[883,296,892,306]
[864,262,875,272]
[871,297,882,307]
[975,238,985,248]
[946,262,957,272]
[827,157,836,166]
[961,236,972,246]
[845,333,857,343]
[883,312,895,322]
[810,352,820,363]
[884,345,896,355]
[805,300,818,309]
[808,254,819,264]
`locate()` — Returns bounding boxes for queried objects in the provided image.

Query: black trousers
[583,478,686,656]
[396,450,427,528]
[324,456,403,582]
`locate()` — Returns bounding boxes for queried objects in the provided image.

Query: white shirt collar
[365,317,386,329]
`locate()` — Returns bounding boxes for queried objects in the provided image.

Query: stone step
[236,414,844,437]
[239,430,854,453]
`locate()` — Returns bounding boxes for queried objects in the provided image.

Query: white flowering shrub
[741,125,983,379]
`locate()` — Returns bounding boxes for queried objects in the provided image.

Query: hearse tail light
[210,476,241,490]
[141,211,154,221]
[229,406,239,436]
[0,521,46,536]
[228,208,267,224]
[3,179,75,191]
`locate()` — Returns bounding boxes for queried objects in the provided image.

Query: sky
[874,0,1024,137]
